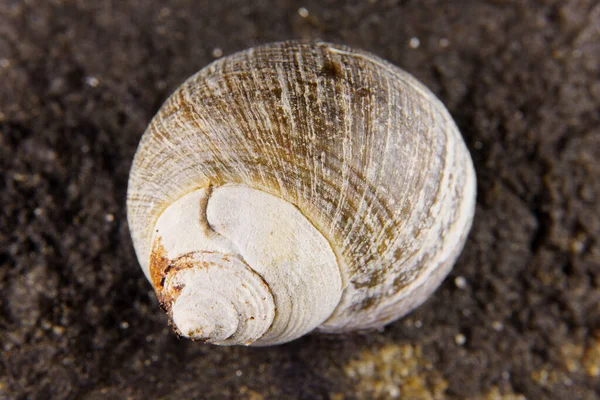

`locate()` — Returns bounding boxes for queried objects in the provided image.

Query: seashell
[127,41,476,346]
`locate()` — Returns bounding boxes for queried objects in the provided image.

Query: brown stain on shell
[149,236,208,323]
[149,235,169,291]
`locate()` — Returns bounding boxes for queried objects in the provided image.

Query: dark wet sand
[1,1,599,399]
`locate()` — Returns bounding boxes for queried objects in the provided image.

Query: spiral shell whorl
[148,186,342,345]
[127,41,476,343]
[163,252,275,345]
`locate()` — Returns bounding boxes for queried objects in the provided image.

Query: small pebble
[569,239,584,253]
[439,38,450,48]
[454,276,467,290]
[298,7,309,18]
[105,213,115,223]
[409,37,420,49]
[159,7,171,17]
[13,173,28,182]
[563,377,573,386]
[414,320,423,328]
[455,333,466,345]
[492,321,504,331]
[212,48,223,58]
[157,80,167,90]
[85,76,99,87]
[53,325,65,336]
[236,370,243,377]
[386,385,400,398]
[120,321,130,329]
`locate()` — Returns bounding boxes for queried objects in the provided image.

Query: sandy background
[1,0,599,399]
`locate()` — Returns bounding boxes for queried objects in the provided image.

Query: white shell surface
[206,184,342,345]
[150,185,342,345]
[127,41,476,342]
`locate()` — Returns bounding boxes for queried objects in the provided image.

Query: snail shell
[127,41,476,346]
